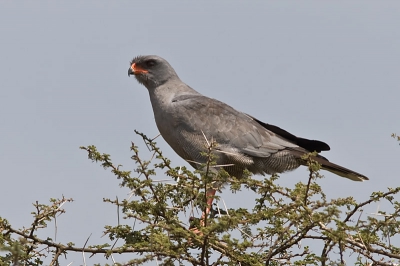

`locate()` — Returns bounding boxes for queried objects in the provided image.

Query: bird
[128,55,368,220]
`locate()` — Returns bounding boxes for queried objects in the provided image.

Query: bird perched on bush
[128,55,368,220]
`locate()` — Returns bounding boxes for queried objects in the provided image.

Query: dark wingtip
[297,138,330,153]
[249,115,331,153]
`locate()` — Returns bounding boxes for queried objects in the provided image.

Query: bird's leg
[189,188,216,237]
[200,188,216,226]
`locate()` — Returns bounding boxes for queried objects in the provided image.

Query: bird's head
[128,55,179,89]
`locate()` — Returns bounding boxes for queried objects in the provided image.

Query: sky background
[0,1,399,265]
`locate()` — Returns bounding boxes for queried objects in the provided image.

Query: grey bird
[128,55,369,183]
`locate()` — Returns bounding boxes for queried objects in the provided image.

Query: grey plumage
[128,55,368,182]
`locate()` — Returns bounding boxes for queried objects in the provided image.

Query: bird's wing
[171,94,300,158]
[246,114,330,152]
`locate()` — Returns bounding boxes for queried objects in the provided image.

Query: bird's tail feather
[311,156,368,182]
[288,148,369,182]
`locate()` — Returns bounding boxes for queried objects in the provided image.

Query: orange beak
[128,63,149,76]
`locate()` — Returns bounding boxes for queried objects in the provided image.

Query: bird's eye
[146,60,156,67]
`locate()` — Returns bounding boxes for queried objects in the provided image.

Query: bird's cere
[130,63,148,74]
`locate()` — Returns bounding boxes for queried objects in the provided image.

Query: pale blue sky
[1,1,399,265]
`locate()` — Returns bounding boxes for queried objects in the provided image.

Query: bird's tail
[311,156,368,182]
[288,148,369,182]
